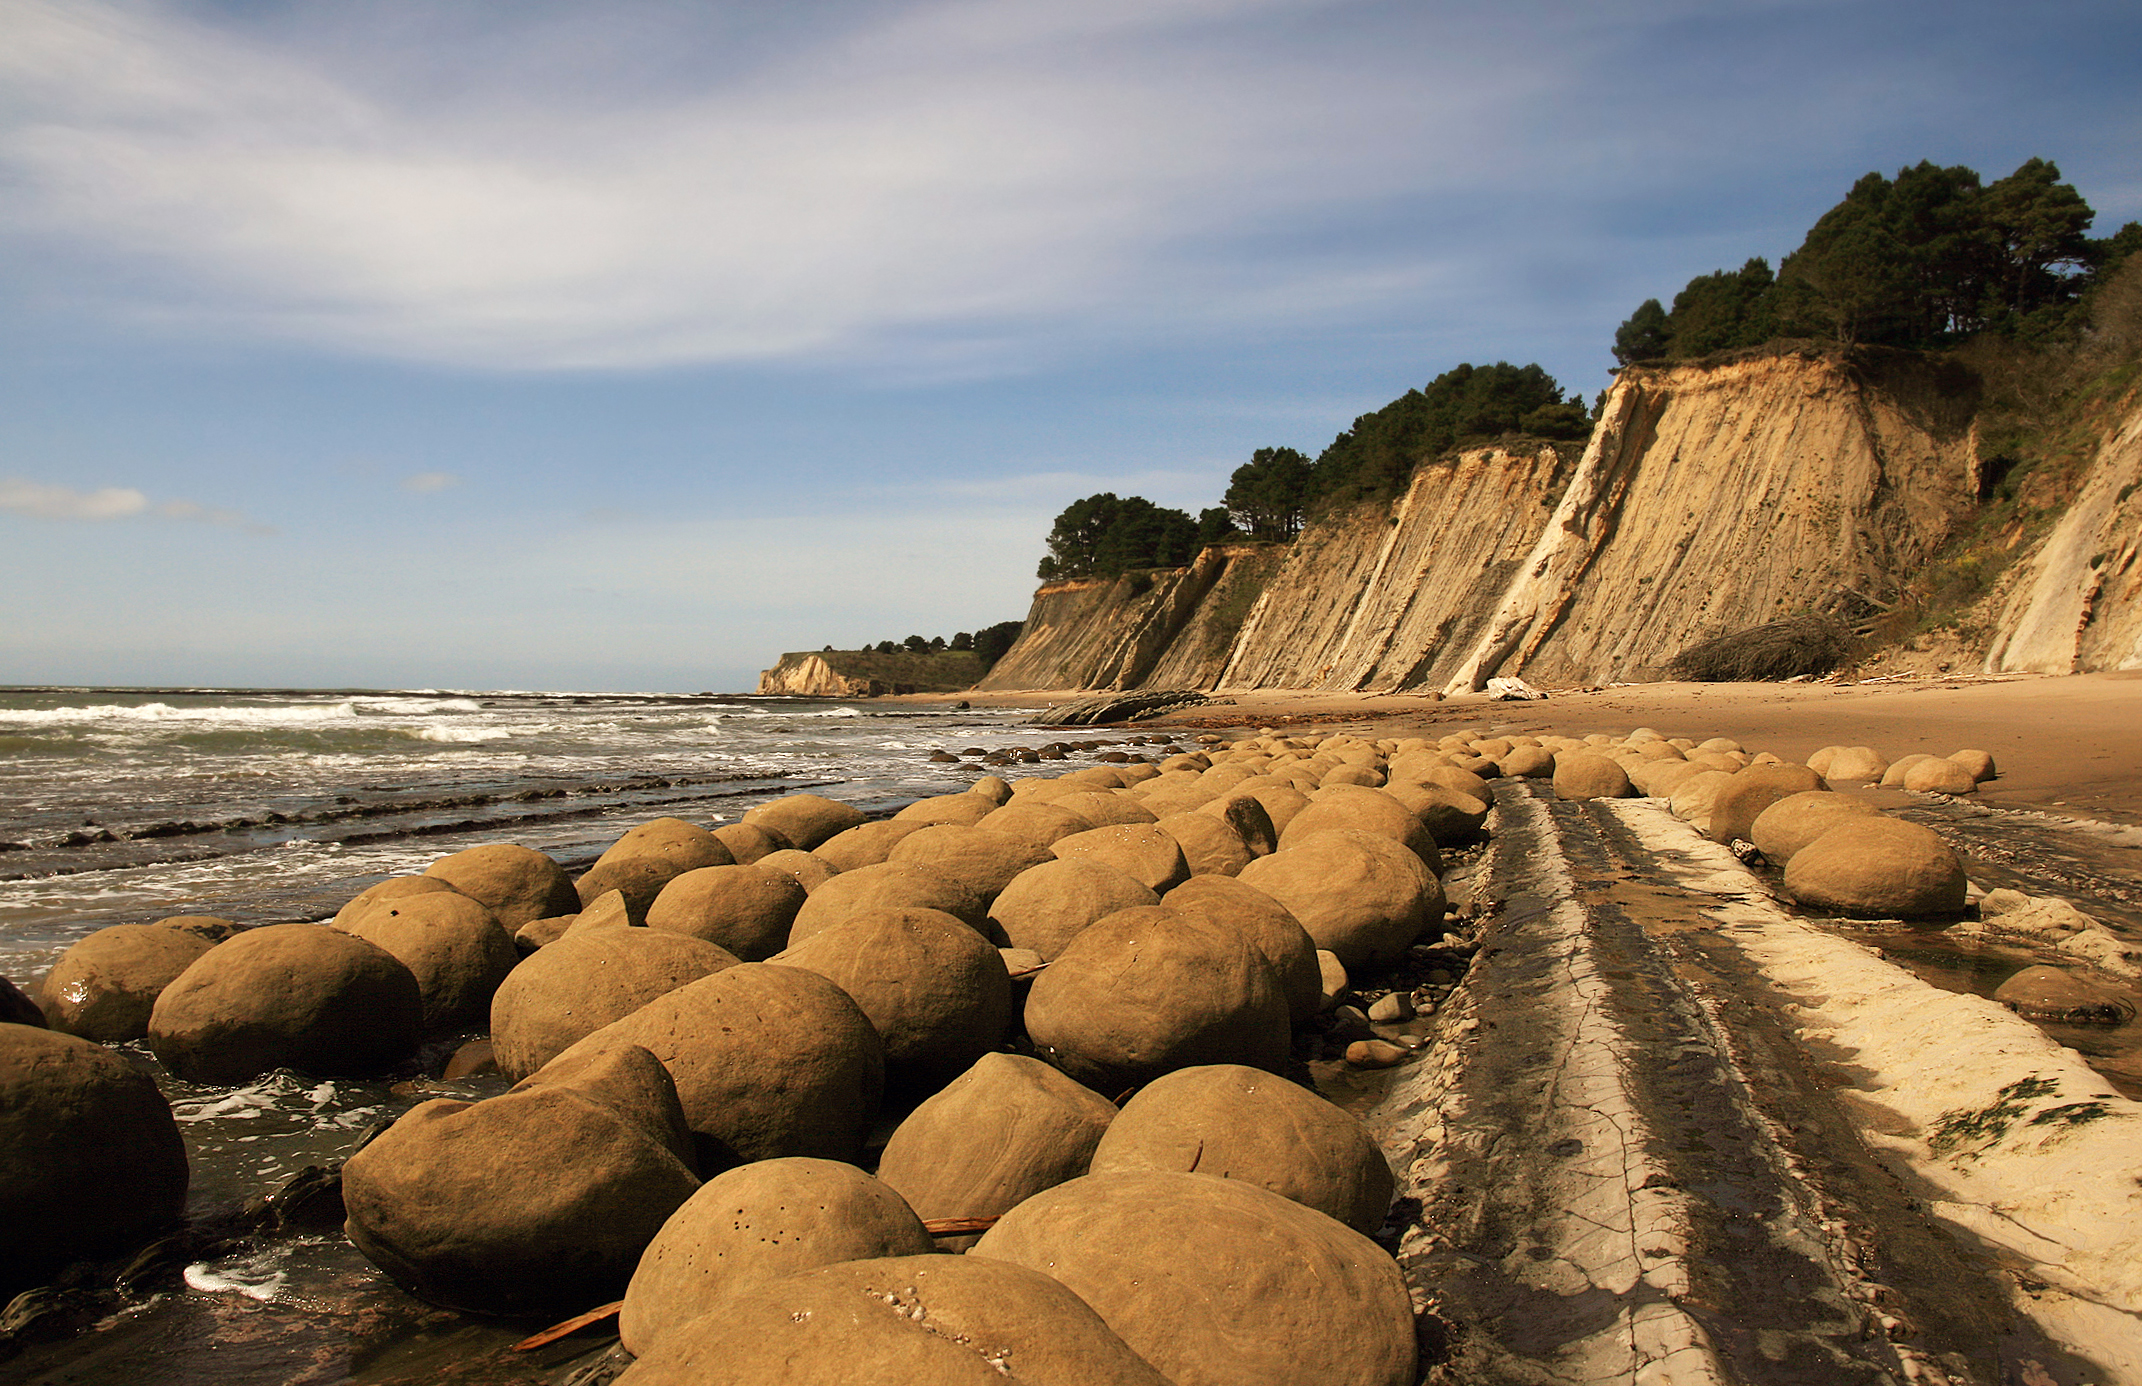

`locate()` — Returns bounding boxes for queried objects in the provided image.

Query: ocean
[0,684,1075,1384]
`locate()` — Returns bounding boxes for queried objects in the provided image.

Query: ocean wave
[413,725,518,743]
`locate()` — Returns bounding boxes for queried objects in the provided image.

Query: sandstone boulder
[646,864,806,960]
[1,1025,188,1297]
[38,921,219,1044]
[1024,906,1287,1093]
[972,800,1093,852]
[788,862,989,943]
[888,825,1055,901]
[1821,747,1888,782]
[1708,763,1828,844]
[1,976,42,1027]
[423,843,580,928]
[889,792,1000,829]
[343,891,520,1032]
[1192,792,1277,856]
[1667,769,1738,832]
[711,821,791,865]
[814,820,928,872]
[1904,756,1978,794]
[490,928,740,1081]
[971,1170,1415,1386]
[1237,830,1441,971]
[1382,781,1489,845]
[1050,824,1191,894]
[619,1157,934,1355]
[564,887,642,934]
[538,963,885,1170]
[1552,752,1633,801]
[1089,1064,1394,1235]
[1783,818,1968,919]
[1992,964,2131,1021]
[1162,875,1322,1025]
[743,793,867,850]
[776,907,1013,1092]
[875,1052,1117,1251]
[1052,791,1159,828]
[579,818,734,914]
[332,876,458,927]
[1279,785,1441,872]
[752,849,838,894]
[1154,811,1254,878]
[1948,748,1998,783]
[986,858,1159,961]
[148,923,422,1083]
[343,1044,699,1316]
[611,1254,1171,1386]
[1879,753,1937,788]
[1748,791,1884,864]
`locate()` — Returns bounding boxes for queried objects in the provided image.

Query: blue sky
[2,0,2138,693]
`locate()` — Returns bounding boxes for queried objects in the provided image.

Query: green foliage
[1223,446,1313,539]
[1038,493,1199,580]
[949,630,974,652]
[1665,258,1777,356]
[1196,506,1241,545]
[974,620,1024,667]
[1309,362,1579,506]
[1613,298,1670,365]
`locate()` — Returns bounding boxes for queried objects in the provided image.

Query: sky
[2,0,2138,694]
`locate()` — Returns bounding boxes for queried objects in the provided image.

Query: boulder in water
[38,921,220,1044]
[422,843,580,928]
[490,927,740,1081]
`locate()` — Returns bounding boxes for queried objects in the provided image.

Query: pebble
[1344,1040,1409,1069]
[1326,1006,1375,1043]
[1366,993,1413,1023]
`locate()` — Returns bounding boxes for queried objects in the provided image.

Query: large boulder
[342,891,520,1032]
[971,1170,1416,1386]
[342,1044,699,1317]
[888,825,1056,901]
[646,864,806,960]
[1089,1065,1393,1235]
[578,818,735,915]
[1,977,43,1027]
[490,928,740,1081]
[1192,792,1278,856]
[1904,756,1979,794]
[611,1254,1172,1386]
[1237,830,1441,971]
[889,792,1000,829]
[1050,824,1191,894]
[332,876,458,927]
[776,907,1013,1092]
[986,858,1158,961]
[1278,785,1441,873]
[1708,763,1828,844]
[875,1052,1118,1252]
[1819,746,1889,782]
[711,821,792,865]
[753,849,838,894]
[814,819,929,872]
[1381,781,1489,845]
[1552,752,1633,801]
[1153,811,1255,878]
[788,862,990,943]
[973,800,1094,852]
[1749,791,1884,864]
[1,1025,189,1297]
[1162,875,1321,1025]
[1051,791,1159,829]
[423,843,580,928]
[1024,906,1288,1093]
[1783,818,1968,919]
[539,963,885,1170]
[37,921,219,1044]
[743,793,867,850]
[148,924,423,1083]
[619,1157,934,1355]
[1666,768,1738,832]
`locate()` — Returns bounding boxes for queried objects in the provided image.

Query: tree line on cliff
[1037,155,2139,586]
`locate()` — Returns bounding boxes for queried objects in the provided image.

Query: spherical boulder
[490,927,740,1081]
[1154,811,1254,878]
[1,1026,189,1297]
[1948,748,1998,783]
[813,819,929,872]
[1708,763,1828,844]
[1552,752,1633,801]
[971,1170,1415,1386]
[332,875,459,927]
[891,792,999,829]
[646,864,806,960]
[973,799,1094,852]
[1192,792,1277,856]
[148,923,423,1084]
[1667,768,1738,832]
[1783,818,1968,919]
[343,1043,699,1317]
[1051,823,1191,894]
[888,825,1055,901]
[1497,745,1553,779]
[986,858,1158,961]
[619,1157,934,1355]
[875,1052,1118,1251]
[578,818,734,914]
[1821,747,1889,782]
[611,1254,1172,1386]
[1879,753,1938,788]
[1904,756,1978,794]
[342,891,520,1032]
[1279,785,1442,873]
[1237,830,1441,971]
[538,962,885,1171]
[1024,906,1288,1093]
[711,821,791,865]
[423,843,580,928]
[1381,781,1489,845]
[1051,791,1158,829]
[38,921,219,1044]
[1089,1064,1393,1235]
[1748,791,1884,864]
[1162,875,1321,1025]
[776,907,1013,1091]
[752,849,838,894]
[743,793,867,850]
[788,862,990,943]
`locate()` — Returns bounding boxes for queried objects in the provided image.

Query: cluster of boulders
[7,728,1490,1384]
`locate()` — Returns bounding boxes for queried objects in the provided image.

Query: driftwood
[1667,615,1854,682]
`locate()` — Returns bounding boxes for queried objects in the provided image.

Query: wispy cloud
[401,471,459,494]
[0,476,272,532]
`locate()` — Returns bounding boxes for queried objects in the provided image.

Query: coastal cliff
[983,346,1995,692]
[757,649,984,696]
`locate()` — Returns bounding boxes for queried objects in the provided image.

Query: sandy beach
[900,671,2142,826]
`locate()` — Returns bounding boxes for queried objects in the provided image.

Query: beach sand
[899,671,2142,826]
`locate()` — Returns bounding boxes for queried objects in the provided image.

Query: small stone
[1327,1005,1374,1042]
[1425,968,1454,985]
[1365,993,1413,1024]
[1344,1040,1408,1069]
[1316,950,1348,1012]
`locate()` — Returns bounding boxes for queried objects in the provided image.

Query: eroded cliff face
[757,655,880,697]
[1988,393,2142,673]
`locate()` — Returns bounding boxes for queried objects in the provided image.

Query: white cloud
[0,475,270,532]
[0,477,147,519]
[401,471,459,494]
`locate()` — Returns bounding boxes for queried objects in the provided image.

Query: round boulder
[1948,748,1998,783]
[1821,747,1889,782]
[1904,757,1978,794]
[579,818,734,915]
[1708,763,1829,844]
[1237,830,1442,971]
[343,1044,699,1317]
[788,862,990,943]
[888,825,1055,901]
[342,891,520,1032]
[1783,818,1968,919]
[743,793,867,850]
[490,927,740,1081]
[1050,823,1191,894]
[1552,752,1633,801]
[38,921,219,1044]
[1154,811,1255,878]
[875,1052,1118,1252]
[776,907,1013,1092]
[619,1157,934,1355]
[1749,791,1884,864]
[711,821,792,865]
[986,857,1158,961]
[612,1254,1172,1386]
[1024,906,1288,1093]
[814,820,928,872]
[538,962,885,1171]
[1278,785,1441,873]
[423,843,580,928]
[646,864,806,960]
[1,1026,189,1297]
[332,876,458,928]
[971,1170,1415,1386]
[1089,1064,1394,1235]
[1162,875,1321,1025]
[752,849,838,894]
[148,923,423,1084]
[889,792,999,829]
